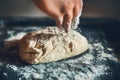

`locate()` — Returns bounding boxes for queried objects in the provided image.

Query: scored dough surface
[19,27,88,64]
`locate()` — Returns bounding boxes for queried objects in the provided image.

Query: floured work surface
[0,26,120,80]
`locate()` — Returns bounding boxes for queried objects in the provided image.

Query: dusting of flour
[0,26,119,80]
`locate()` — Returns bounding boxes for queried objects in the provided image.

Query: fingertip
[55,17,63,29]
[63,22,71,33]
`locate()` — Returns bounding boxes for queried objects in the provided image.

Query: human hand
[34,0,83,32]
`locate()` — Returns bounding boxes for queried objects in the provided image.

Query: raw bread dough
[19,27,88,64]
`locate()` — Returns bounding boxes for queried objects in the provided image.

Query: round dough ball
[19,27,88,64]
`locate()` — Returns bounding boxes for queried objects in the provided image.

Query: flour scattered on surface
[6,32,26,41]
[32,73,40,79]
[3,72,7,76]
[5,26,41,41]
[0,26,120,80]
[8,65,18,71]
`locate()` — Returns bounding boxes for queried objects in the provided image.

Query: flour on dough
[19,27,88,64]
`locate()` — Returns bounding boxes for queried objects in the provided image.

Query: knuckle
[63,1,74,10]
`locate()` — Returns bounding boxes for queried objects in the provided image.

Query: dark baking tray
[0,17,120,80]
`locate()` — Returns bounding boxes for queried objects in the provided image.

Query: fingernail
[68,22,71,31]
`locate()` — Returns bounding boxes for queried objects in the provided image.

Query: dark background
[0,0,120,18]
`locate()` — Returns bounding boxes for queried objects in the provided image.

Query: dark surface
[0,18,120,80]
